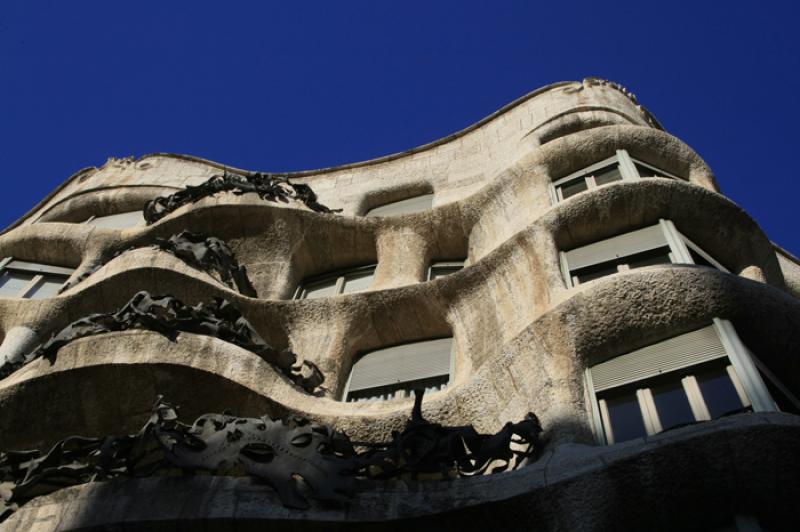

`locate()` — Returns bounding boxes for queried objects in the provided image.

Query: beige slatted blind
[347,337,452,392]
[366,194,434,217]
[87,211,145,229]
[565,224,667,271]
[590,326,728,392]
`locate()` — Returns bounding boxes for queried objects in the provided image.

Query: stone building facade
[0,79,799,530]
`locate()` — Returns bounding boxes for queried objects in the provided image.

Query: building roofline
[3,79,662,234]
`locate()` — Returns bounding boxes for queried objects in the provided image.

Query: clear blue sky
[2,1,799,255]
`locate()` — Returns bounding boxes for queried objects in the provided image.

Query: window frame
[0,258,74,299]
[596,361,751,444]
[549,149,683,204]
[293,263,378,299]
[560,218,728,288]
[585,319,776,445]
[342,336,455,403]
[426,260,466,281]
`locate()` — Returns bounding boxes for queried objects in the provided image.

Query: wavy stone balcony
[3,413,798,531]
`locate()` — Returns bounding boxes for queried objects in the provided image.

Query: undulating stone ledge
[0,174,782,314]
[3,413,798,532]
[1,267,798,453]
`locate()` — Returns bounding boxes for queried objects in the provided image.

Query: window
[748,351,800,415]
[586,320,776,445]
[365,193,434,217]
[84,211,145,229]
[294,264,377,299]
[427,260,465,280]
[560,219,728,287]
[0,258,74,299]
[550,149,683,203]
[343,337,453,402]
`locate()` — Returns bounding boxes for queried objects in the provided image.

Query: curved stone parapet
[3,414,798,532]
[2,267,798,455]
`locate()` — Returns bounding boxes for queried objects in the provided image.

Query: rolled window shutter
[347,337,452,392]
[565,224,667,271]
[87,211,145,229]
[366,194,434,217]
[590,325,727,392]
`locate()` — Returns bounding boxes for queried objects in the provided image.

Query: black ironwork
[356,391,542,478]
[143,172,341,225]
[59,231,257,296]
[0,291,323,392]
[0,392,541,521]
[153,230,257,296]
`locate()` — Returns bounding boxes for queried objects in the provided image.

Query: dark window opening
[592,164,623,186]
[625,247,672,269]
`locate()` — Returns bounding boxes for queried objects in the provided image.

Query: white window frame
[560,218,728,288]
[586,319,776,445]
[294,263,377,299]
[0,258,74,299]
[550,149,683,204]
[342,336,455,403]
[426,260,466,281]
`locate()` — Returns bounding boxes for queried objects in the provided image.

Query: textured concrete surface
[0,79,798,530]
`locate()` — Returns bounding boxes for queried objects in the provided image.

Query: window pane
[429,265,463,280]
[559,178,589,199]
[342,270,374,293]
[301,278,338,299]
[688,248,715,269]
[26,274,69,299]
[634,163,666,178]
[761,373,800,415]
[651,381,696,430]
[626,247,673,269]
[592,165,623,186]
[605,393,647,443]
[696,367,746,418]
[573,260,619,284]
[0,270,36,297]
